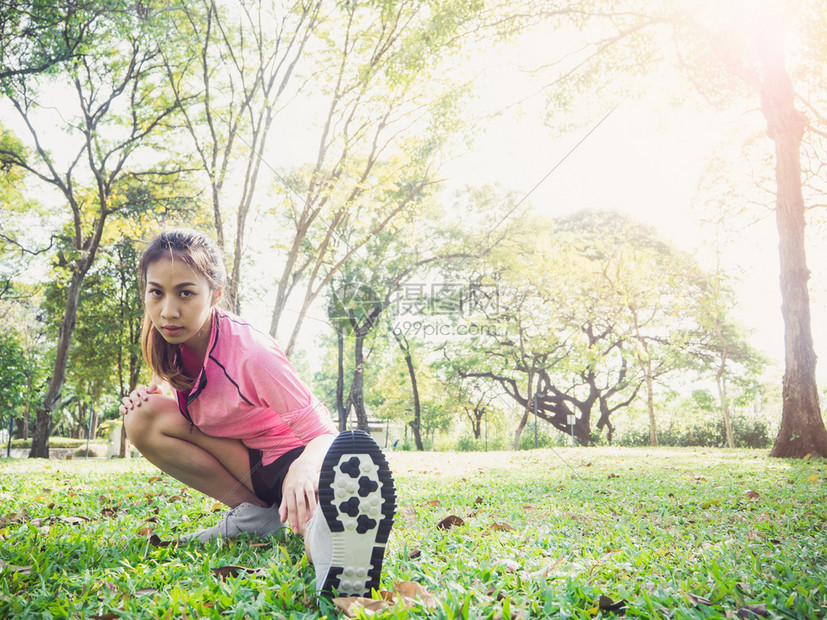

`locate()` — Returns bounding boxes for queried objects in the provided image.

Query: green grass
[1,447,825,619]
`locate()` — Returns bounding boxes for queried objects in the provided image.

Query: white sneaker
[180,502,283,543]
[307,430,396,597]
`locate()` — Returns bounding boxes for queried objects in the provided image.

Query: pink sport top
[176,308,336,465]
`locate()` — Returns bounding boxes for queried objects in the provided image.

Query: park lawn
[0,447,825,619]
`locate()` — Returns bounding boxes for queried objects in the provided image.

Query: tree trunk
[88,404,97,444]
[645,362,657,447]
[472,408,483,439]
[335,330,349,431]
[717,369,735,449]
[759,30,827,458]
[121,341,142,457]
[511,408,529,450]
[403,351,423,451]
[29,409,52,458]
[351,332,369,432]
[15,414,28,440]
[712,309,735,449]
[29,270,84,458]
[392,329,423,450]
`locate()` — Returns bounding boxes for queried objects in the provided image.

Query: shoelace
[218,505,242,535]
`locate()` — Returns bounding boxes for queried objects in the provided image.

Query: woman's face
[144,256,220,354]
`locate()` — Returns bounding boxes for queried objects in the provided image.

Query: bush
[616,416,772,449]
[11,437,93,449]
[72,445,105,458]
[518,429,567,450]
[455,435,479,452]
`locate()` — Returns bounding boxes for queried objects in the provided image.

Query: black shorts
[248,446,305,506]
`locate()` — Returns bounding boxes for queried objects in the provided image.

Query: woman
[120,228,395,597]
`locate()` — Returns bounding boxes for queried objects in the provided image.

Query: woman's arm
[279,432,336,535]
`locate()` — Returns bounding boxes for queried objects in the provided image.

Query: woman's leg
[123,394,264,508]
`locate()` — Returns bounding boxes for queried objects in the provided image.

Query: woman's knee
[123,395,181,448]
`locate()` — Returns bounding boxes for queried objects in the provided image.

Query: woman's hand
[279,456,319,535]
[279,434,336,535]
[118,382,162,416]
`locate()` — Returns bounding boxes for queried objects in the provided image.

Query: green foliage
[368,339,452,431]
[618,414,772,449]
[42,238,145,407]
[437,207,756,445]
[0,329,43,425]
[0,0,792,456]
[0,1,130,92]
[0,333,28,417]
[0,449,825,617]
[456,429,565,452]
[9,436,92,449]
[517,428,569,450]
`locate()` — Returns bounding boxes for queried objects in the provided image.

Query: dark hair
[139,228,226,391]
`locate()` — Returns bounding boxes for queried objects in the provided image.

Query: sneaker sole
[317,430,396,597]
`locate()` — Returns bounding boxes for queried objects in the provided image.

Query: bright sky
[434,19,824,387]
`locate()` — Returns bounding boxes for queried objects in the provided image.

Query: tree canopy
[0,0,820,456]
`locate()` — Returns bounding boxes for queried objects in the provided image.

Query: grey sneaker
[307,430,396,597]
[181,502,283,543]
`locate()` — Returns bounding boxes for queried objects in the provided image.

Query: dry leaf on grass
[333,596,391,617]
[597,595,627,613]
[134,587,159,597]
[148,534,177,548]
[393,581,438,609]
[211,565,264,580]
[737,603,770,618]
[0,559,32,575]
[57,515,91,525]
[436,515,464,530]
[334,581,438,617]
[685,592,713,606]
[487,522,515,533]
[398,506,417,525]
[493,558,520,573]
[529,556,565,578]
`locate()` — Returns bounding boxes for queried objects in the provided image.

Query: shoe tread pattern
[317,430,396,597]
